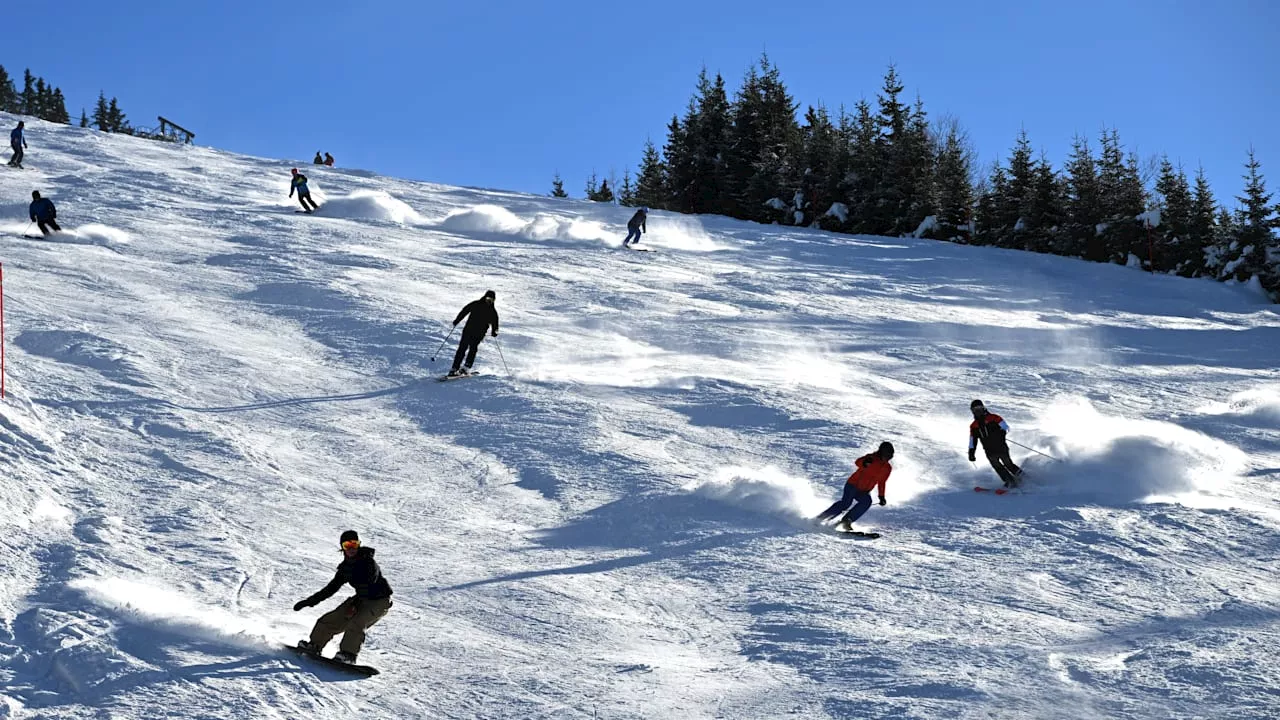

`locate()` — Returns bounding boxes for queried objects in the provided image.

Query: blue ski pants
[817,484,873,524]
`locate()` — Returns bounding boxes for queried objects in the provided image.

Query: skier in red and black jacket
[968,399,1023,487]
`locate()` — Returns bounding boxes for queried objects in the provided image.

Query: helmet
[31,190,40,200]
[877,441,895,460]
[291,168,298,175]
[483,289,496,300]
[640,207,649,213]
[970,399,986,413]
[339,529,359,545]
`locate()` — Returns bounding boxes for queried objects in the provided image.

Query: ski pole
[428,326,456,363]
[23,222,32,237]
[494,336,511,376]
[1009,439,1060,462]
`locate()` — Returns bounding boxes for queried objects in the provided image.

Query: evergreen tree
[799,104,840,227]
[0,65,17,113]
[1185,167,1218,276]
[594,178,615,203]
[48,88,70,124]
[1001,129,1037,247]
[660,114,690,210]
[1062,135,1102,259]
[1094,129,1146,262]
[550,172,568,198]
[79,108,89,128]
[106,97,128,133]
[676,69,731,214]
[92,92,110,131]
[584,171,599,200]
[1154,158,1194,273]
[33,78,48,119]
[868,65,909,233]
[619,169,637,207]
[1225,147,1278,291]
[20,69,36,116]
[722,64,762,219]
[974,163,1011,246]
[1023,154,1064,253]
[842,99,880,233]
[635,139,668,210]
[932,118,974,241]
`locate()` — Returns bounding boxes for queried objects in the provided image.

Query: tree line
[1,64,143,136]
[556,57,1279,299]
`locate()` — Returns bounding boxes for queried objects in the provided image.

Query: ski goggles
[341,540,361,550]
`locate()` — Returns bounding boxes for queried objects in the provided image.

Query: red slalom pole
[1,261,6,400]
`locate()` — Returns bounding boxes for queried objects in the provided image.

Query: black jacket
[454,298,499,338]
[627,210,647,232]
[29,198,56,222]
[300,546,393,607]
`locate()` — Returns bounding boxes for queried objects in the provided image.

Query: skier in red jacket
[968,399,1022,487]
[815,441,894,531]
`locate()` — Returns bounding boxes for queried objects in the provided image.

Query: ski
[285,644,379,676]
[835,530,881,539]
[438,372,481,382]
[974,486,1010,495]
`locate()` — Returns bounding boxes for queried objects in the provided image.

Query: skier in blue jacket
[8,121,26,169]
[29,191,60,235]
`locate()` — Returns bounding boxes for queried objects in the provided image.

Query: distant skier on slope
[8,121,27,168]
[968,399,1022,488]
[29,191,60,235]
[324,152,334,167]
[293,530,394,664]
[623,207,648,247]
[313,151,324,165]
[448,289,500,377]
[815,441,894,531]
[289,168,319,212]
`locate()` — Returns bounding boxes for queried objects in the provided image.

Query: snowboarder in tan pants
[293,530,393,663]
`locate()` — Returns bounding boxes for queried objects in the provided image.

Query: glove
[452,321,458,327]
[491,332,498,337]
[293,600,309,612]
[968,450,976,462]
[878,496,887,506]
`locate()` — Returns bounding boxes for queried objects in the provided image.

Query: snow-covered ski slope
[1,114,1278,719]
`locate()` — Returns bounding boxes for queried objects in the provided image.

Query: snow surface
[2,114,1280,719]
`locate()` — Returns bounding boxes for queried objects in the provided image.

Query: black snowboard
[285,644,379,676]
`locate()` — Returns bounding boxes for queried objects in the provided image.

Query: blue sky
[7,0,1277,206]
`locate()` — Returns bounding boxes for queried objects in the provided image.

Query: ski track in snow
[1,113,1279,719]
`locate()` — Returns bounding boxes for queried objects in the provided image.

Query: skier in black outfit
[968,399,1023,487]
[449,289,499,376]
[29,191,60,235]
[623,207,647,247]
[294,530,393,663]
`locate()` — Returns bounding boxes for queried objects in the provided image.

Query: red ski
[974,486,1010,495]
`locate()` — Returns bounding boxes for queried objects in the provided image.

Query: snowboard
[438,371,481,382]
[285,644,379,676]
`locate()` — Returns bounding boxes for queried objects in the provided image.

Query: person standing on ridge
[623,207,648,247]
[289,168,319,212]
[293,530,393,664]
[29,191,60,235]
[8,121,27,168]
[968,399,1023,487]
[313,151,324,165]
[323,152,334,167]
[815,441,894,531]
[448,290,500,377]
